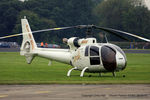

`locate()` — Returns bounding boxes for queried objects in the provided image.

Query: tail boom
[20,18,71,64]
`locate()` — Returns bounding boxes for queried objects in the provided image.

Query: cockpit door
[90,46,100,65]
[85,46,100,65]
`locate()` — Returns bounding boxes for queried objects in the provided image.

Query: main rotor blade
[0,26,75,40]
[94,26,129,41]
[0,33,22,39]
[94,26,150,42]
[32,26,75,33]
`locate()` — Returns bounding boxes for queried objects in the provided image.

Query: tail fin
[20,17,37,64]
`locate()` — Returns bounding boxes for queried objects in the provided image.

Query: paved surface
[0,85,150,100]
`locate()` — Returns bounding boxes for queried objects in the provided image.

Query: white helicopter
[0,17,150,77]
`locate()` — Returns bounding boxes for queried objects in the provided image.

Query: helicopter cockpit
[83,44,126,72]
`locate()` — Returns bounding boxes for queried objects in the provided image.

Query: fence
[111,42,150,49]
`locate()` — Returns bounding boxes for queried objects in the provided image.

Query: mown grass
[0,52,150,84]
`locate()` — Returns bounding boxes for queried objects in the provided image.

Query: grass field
[0,52,150,84]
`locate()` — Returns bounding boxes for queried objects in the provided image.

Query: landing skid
[67,67,116,77]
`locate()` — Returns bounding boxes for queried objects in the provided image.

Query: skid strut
[80,67,89,77]
[67,67,77,77]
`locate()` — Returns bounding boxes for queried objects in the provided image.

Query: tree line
[0,0,150,45]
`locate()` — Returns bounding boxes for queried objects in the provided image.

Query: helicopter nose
[116,52,127,71]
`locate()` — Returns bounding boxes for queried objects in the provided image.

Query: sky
[18,0,150,10]
[145,0,150,10]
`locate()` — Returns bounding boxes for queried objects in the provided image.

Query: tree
[94,0,150,41]
[13,10,56,43]
[0,0,23,42]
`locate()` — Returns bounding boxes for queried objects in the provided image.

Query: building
[18,0,28,2]
[145,0,150,10]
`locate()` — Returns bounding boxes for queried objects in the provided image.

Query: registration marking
[0,95,8,98]
[35,91,50,94]
[104,88,112,90]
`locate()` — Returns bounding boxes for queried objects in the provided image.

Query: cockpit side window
[90,57,100,65]
[85,46,89,56]
[90,46,99,56]
[90,46,100,65]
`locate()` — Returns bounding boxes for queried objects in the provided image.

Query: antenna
[24,16,26,19]
[105,33,108,43]
[86,27,93,38]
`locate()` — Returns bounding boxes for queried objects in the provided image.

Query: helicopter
[0,17,150,77]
